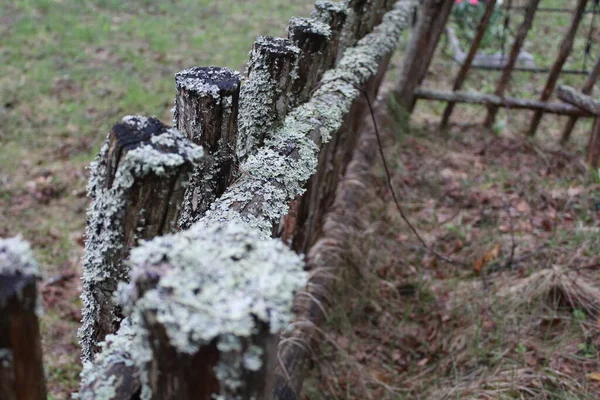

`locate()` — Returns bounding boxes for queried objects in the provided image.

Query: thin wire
[354,84,467,267]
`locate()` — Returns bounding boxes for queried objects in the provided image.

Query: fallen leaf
[474,243,500,274]
[587,372,600,382]
[516,200,531,213]
[567,186,584,197]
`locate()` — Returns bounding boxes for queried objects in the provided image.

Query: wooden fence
[396,0,600,167]
[0,1,418,399]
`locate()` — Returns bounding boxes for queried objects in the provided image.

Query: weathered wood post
[526,0,588,136]
[394,0,455,111]
[119,220,307,400]
[483,0,541,128]
[79,116,203,361]
[236,37,300,162]
[311,1,348,65]
[0,237,46,400]
[561,56,600,144]
[174,67,242,229]
[288,17,333,105]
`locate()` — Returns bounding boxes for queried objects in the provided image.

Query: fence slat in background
[527,0,589,136]
[484,0,541,128]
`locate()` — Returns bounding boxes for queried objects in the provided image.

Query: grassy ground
[0,0,313,397]
[303,1,600,398]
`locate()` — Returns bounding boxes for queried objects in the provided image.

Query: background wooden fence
[0,1,417,399]
[396,0,600,167]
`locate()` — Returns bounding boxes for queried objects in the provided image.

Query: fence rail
[72,1,416,399]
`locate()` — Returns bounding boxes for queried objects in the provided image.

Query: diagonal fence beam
[484,0,541,128]
[441,0,498,128]
[526,0,589,136]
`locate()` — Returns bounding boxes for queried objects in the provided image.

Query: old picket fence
[0,1,417,399]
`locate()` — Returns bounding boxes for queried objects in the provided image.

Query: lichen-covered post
[236,37,300,162]
[311,1,348,65]
[0,237,46,400]
[174,67,242,229]
[79,116,203,361]
[117,220,307,400]
[287,17,333,105]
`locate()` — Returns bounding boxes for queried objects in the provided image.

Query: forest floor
[304,108,600,399]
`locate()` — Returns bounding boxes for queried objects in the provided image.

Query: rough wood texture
[79,116,202,361]
[282,0,397,253]
[561,56,600,143]
[417,87,592,117]
[0,237,46,400]
[78,360,141,400]
[441,0,497,128]
[484,0,541,128]
[311,1,348,65]
[394,0,455,111]
[288,17,333,105]
[556,85,600,115]
[527,0,588,136]
[237,37,300,162]
[174,67,241,229]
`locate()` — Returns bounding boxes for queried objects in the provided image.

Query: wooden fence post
[311,1,348,65]
[120,220,307,400]
[0,237,46,400]
[394,0,455,112]
[236,37,300,162]
[288,17,333,105]
[484,0,541,128]
[174,67,241,229]
[561,56,600,144]
[79,116,203,361]
[527,0,588,136]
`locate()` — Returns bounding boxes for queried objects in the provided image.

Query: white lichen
[0,236,40,278]
[117,219,306,396]
[75,315,152,400]
[288,17,332,39]
[79,115,203,362]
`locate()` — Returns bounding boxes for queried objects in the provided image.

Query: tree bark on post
[0,237,46,400]
[561,56,600,144]
[311,1,348,65]
[288,17,334,105]
[394,0,455,112]
[174,67,241,229]
[79,116,203,361]
[484,0,541,128]
[526,0,588,136]
[237,37,300,162]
